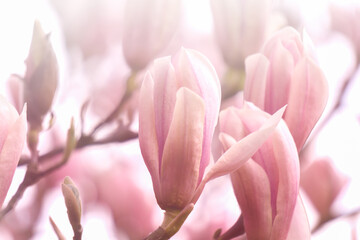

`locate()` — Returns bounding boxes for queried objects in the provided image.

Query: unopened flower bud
[61,176,82,235]
[24,20,58,129]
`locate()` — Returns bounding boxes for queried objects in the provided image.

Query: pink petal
[173,48,221,183]
[219,107,247,142]
[0,95,19,150]
[285,57,328,151]
[285,195,311,240]
[264,40,294,114]
[267,120,300,240]
[138,73,161,199]
[202,105,286,183]
[244,53,269,110]
[231,159,273,240]
[0,106,27,207]
[160,87,205,209]
[152,57,178,162]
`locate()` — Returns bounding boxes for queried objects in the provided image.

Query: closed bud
[24,20,58,128]
[61,176,82,235]
[244,27,328,151]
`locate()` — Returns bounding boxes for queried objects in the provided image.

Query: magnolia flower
[0,96,27,207]
[244,27,328,151]
[24,21,58,129]
[122,0,181,71]
[139,48,285,218]
[219,104,310,240]
[210,0,271,69]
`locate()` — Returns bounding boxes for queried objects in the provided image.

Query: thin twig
[18,129,138,166]
[88,72,137,136]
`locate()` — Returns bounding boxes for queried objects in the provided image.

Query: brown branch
[88,72,137,136]
[18,129,138,166]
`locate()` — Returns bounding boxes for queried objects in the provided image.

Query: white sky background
[0,0,360,239]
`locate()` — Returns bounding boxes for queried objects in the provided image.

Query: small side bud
[62,176,82,239]
[24,20,58,129]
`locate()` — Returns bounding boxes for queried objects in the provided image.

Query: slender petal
[285,57,328,151]
[285,196,311,240]
[202,105,285,183]
[138,73,161,200]
[0,106,27,207]
[264,39,294,114]
[244,54,269,110]
[0,96,19,150]
[231,159,272,240]
[173,48,221,183]
[268,121,300,240]
[160,88,205,209]
[152,57,178,162]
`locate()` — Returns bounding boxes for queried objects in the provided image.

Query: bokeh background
[0,0,360,239]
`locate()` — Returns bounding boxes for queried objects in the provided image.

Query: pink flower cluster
[138,26,328,239]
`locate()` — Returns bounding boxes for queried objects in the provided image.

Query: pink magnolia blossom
[24,21,58,128]
[219,104,310,240]
[0,96,27,207]
[122,0,181,71]
[301,158,349,220]
[139,48,285,211]
[244,27,328,151]
[210,0,271,69]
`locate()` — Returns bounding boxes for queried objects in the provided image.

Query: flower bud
[0,96,27,207]
[219,103,304,240]
[61,176,82,235]
[122,0,181,71]
[139,47,221,210]
[244,27,328,151]
[24,21,58,129]
[211,0,271,69]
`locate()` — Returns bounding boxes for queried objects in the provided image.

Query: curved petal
[0,95,19,150]
[244,54,269,110]
[202,106,285,182]
[285,195,311,240]
[160,87,205,209]
[152,57,177,161]
[285,57,328,151]
[173,48,221,183]
[138,73,161,200]
[219,107,246,142]
[0,106,27,207]
[268,120,300,240]
[231,159,273,240]
[264,40,294,114]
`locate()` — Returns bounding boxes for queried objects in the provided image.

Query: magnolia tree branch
[18,128,138,166]
[2,72,139,220]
